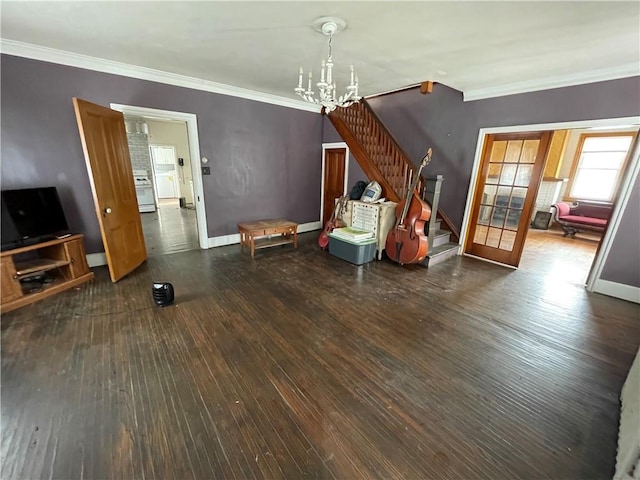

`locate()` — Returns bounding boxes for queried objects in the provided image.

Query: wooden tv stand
[1,234,94,313]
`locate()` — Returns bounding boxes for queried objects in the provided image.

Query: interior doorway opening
[519,128,637,286]
[123,116,200,257]
[111,103,209,255]
[461,118,639,290]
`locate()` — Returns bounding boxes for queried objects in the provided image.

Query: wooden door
[323,148,346,225]
[73,98,146,282]
[465,132,551,267]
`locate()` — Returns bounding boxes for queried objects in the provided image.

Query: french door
[465,131,551,267]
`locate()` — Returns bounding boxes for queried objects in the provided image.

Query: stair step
[432,228,452,248]
[421,242,460,268]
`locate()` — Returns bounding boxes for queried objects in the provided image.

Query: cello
[385,149,432,265]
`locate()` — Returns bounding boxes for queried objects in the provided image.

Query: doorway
[461,117,640,290]
[321,143,349,225]
[114,104,208,256]
[520,128,637,285]
[123,116,199,257]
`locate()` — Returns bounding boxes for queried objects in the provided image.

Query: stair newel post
[423,175,444,250]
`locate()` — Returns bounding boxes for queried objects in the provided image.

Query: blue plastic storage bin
[327,234,377,265]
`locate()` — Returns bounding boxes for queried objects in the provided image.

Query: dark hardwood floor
[2,232,638,479]
[141,198,199,257]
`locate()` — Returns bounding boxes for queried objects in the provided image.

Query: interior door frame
[110,103,208,249]
[460,116,640,291]
[320,142,350,222]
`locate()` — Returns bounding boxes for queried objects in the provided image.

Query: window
[567,133,635,202]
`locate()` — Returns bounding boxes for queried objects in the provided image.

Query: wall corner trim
[1,39,321,113]
[593,279,640,304]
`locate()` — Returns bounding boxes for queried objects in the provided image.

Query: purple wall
[325,77,640,288]
[322,117,342,144]
[3,53,637,289]
[1,55,323,253]
[348,157,368,190]
[364,77,640,230]
[600,172,640,288]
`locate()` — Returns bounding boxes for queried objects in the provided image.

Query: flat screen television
[1,187,70,251]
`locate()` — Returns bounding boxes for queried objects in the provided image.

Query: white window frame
[566,132,636,203]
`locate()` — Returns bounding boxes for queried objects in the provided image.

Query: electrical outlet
[202,166,211,175]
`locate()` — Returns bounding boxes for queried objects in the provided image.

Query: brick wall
[125,115,152,172]
[124,115,156,200]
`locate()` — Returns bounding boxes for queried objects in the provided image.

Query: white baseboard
[207,221,322,248]
[208,233,241,248]
[297,221,323,233]
[593,279,640,304]
[87,252,107,267]
[87,221,324,264]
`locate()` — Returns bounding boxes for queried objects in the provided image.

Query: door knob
[104,207,112,214]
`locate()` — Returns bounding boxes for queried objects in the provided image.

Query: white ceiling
[1,1,639,103]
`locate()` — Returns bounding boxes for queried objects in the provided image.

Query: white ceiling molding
[0,39,321,113]
[464,63,640,102]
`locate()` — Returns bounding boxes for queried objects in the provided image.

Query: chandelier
[295,18,360,112]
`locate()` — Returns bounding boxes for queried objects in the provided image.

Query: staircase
[327,99,459,267]
[422,175,460,267]
[427,217,460,268]
[328,100,419,202]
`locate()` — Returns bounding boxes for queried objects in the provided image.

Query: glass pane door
[465,132,551,267]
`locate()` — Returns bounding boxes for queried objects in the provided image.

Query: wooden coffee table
[237,219,298,258]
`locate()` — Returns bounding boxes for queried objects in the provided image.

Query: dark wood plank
[1,231,638,479]
[141,199,199,257]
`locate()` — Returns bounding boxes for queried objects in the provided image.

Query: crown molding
[0,39,321,113]
[463,63,640,101]
[4,38,637,107]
